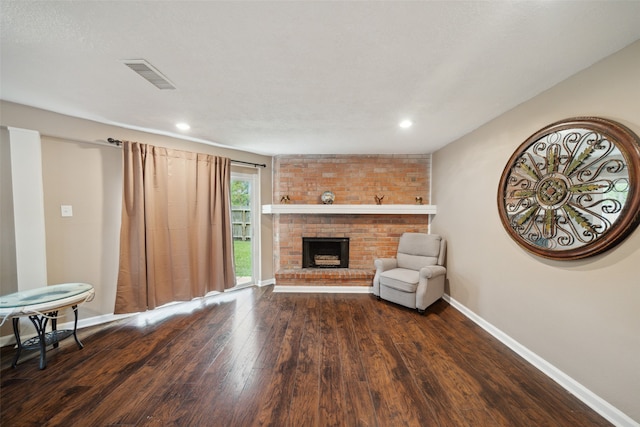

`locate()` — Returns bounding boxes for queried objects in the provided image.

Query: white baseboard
[0,332,19,347]
[75,312,136,330]
[273,285,373,294]
[0,312,136,348]
[258,278,276,287]
[443,294,639,427]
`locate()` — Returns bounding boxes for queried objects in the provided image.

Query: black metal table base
[11,305,84,369]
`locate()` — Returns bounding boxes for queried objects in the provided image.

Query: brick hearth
[275,268,375,287]
[272,154,431,287]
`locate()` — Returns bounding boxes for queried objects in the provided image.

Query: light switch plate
[61,205,73,217]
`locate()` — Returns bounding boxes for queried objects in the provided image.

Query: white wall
[431,40,640,423]
[40,136,123,320]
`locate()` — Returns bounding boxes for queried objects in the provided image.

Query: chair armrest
[374,258,397,272]
[373,258,397,296]
[419,265,446,279]
[416,265,447,311]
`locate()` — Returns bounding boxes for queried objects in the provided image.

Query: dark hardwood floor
[1,285,610,426]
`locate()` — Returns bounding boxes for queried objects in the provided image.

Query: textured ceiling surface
[1,1,640,155]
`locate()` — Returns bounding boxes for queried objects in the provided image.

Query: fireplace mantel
[262,204,436,215]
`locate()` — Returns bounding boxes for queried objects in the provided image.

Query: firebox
[302,237,349,268]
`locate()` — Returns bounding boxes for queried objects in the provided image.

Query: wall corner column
[7,127,47,291]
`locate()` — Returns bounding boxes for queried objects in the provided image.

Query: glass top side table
[0,283,95,369]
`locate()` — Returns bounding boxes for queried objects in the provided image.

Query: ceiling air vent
[122,59,176,90]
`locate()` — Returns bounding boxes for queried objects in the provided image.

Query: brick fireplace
[271,154,431,287]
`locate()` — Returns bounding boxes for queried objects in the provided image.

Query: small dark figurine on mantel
[280,195,291,204]
[415,196,423,205]
[374,195,384,205]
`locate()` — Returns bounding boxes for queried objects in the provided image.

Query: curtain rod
[107,138,267,168]
[231,159,267,168]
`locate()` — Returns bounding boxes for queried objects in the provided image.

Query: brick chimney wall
[272,155,431,273]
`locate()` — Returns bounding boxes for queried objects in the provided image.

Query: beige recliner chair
[373,233,446,313]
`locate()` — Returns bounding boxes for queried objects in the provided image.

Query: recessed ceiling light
[176,122,190,131]
[399,119,413,129]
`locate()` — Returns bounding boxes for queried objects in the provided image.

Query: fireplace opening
[302,237,349,268]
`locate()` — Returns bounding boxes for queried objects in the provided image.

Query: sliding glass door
[231,171,258,287]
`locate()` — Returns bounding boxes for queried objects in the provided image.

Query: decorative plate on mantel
[321,191,335,204]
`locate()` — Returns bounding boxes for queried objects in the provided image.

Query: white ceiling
[2,1,640,156]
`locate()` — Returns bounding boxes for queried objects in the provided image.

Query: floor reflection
[134,286,254,327]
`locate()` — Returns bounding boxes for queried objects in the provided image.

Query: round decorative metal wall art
[497,117,640,260]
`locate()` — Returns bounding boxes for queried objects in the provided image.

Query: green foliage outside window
[231,180,249,207]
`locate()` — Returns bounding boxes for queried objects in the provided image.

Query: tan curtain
[115,141,235,314]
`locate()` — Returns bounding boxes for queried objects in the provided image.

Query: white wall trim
[0,312,135,348]
[74,312,136,330]
[273,285,372,294]
[443,294,639,427]
[258,278,275,287]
